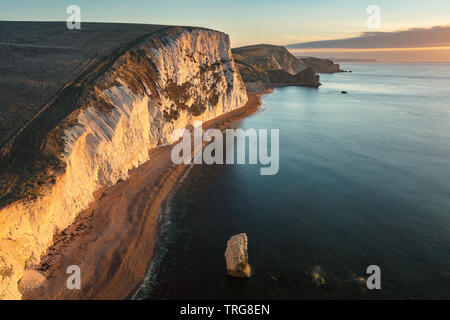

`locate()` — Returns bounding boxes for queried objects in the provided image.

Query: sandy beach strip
[21,90,271,300]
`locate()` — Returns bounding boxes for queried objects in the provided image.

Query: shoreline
[21,89,271,300]
[130,88,273,299]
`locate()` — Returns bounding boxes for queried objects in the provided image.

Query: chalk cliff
[0,24,247,299]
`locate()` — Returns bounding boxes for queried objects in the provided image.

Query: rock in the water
[224,233,251,278]
[311,266,326,286]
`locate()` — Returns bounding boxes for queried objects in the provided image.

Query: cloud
[287,25,450,49]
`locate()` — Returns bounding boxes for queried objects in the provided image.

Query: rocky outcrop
[232,44,320,91]
[0,25,247,299]
[298,57,343,73]
[233,44,306,75]
[224,233,251,278]
[267,68,319,87]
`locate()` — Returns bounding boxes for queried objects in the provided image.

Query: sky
[1,0,449,61]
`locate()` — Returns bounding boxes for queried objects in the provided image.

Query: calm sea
[136,63,450,299]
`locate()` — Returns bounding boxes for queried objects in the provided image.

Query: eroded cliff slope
[0,23,247,299]
[298,57,343,73]
[232,44,320,91]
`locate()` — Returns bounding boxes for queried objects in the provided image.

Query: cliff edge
[232,44,320,92]
[0,22,247,299]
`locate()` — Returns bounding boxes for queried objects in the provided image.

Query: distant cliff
[0,23,247,299]
[298,57,344,73]
[232,44,320,91]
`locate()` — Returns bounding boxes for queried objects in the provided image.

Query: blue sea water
[136,63,450,299]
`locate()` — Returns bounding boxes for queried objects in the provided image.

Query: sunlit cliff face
[0,27,247,300]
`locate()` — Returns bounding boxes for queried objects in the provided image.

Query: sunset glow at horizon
[289,45,450,62]
[1,0,449,62]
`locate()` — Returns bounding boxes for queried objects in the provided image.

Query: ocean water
[136,63,450,299]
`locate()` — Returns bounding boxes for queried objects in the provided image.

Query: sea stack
[224,233,251,278]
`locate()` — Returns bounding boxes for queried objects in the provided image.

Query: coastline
[21,89,271,300]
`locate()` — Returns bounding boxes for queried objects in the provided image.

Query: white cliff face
[0,27,247,299]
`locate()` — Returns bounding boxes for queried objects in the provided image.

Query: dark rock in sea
[311,266,326,286]
[341,91,348,94]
